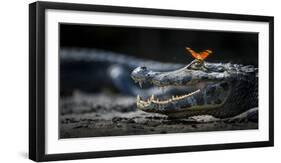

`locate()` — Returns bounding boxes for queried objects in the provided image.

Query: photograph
[59,23,259,139]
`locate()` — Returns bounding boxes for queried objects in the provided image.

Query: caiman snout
[132,61,233,88]
[131,65,196,87]
[131,66,160,86]
[131,66,149,81]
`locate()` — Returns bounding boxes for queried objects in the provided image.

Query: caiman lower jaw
[136,89,200,108]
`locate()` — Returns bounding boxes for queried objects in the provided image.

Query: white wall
[0,0,279,162]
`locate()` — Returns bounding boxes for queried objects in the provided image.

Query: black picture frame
[29,1,274,162]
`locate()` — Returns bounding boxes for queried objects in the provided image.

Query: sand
[59,92,258,139]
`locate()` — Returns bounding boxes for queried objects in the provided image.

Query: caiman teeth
[138,82,143,88]
[136,89,201,106]
[137,95,140,102]
[150,94,155,100]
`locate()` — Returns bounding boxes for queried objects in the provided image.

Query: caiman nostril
[140,66,147,70]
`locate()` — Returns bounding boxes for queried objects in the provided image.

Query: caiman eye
[194,62,201,66]
[190,60,203,69]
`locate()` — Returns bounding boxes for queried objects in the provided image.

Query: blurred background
[59,23,258,96]
[60,24,258,65]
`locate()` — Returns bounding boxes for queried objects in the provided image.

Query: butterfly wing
[185,47,201,60]
[199,49,212,60]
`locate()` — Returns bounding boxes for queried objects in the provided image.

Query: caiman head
[130,49,257,118]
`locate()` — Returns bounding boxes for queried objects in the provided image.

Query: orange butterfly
[185,47,212,61]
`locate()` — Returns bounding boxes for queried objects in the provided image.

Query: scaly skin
[131,59,258,118]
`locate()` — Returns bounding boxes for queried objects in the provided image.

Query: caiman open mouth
[135,82,231,115]
[136,88,201,109]
[131,65,231,114]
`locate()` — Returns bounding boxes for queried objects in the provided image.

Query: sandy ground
[59,92,258,139]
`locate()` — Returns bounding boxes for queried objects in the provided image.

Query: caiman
[131,48,258,119]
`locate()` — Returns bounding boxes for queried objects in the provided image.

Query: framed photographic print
[29,1,274,161]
